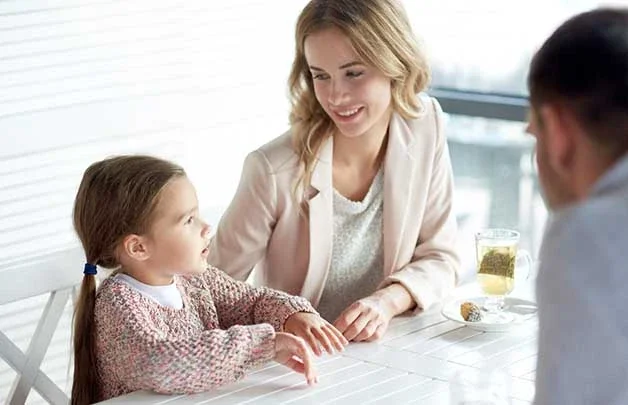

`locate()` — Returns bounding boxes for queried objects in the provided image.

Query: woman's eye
[346,70,364,78]
[312,73,329,80]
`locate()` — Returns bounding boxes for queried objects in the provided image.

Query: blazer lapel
[383,113,417,275]
[301,136,334,306]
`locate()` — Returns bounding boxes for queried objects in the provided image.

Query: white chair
[0,247,84,405]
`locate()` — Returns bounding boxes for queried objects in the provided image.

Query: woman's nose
[328,78,348,106]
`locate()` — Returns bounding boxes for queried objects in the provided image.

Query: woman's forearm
[373,283,416,316]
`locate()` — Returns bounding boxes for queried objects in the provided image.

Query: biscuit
[460,302,483,322]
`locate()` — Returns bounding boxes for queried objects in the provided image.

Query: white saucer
[441,296,538,332]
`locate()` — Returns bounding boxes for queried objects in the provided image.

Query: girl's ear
[121,234,150,262]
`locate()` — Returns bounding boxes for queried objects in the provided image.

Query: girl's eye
[185,216,194,225]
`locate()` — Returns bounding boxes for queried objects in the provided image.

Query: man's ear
[538,104,576,175]
[121,234,150,262]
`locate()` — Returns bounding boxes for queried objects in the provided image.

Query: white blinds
[0,1,308,402]
[0,0,309,265]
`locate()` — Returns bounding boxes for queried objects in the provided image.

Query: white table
[99,283,537,405]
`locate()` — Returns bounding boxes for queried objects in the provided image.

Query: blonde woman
[209,0,460,345]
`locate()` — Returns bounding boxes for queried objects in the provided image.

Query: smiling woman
[304,28,393,145]
[208,0,460,345]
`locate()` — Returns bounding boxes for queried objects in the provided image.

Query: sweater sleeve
[199,266,317,331]
[96,285,276,395]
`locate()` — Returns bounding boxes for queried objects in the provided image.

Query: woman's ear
[121,234,150,262]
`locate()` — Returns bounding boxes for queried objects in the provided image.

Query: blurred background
[0,0,624,402]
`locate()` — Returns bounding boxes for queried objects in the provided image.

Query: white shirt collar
[115,273,183,310]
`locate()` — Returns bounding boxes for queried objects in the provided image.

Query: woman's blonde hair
[71,155,185,405]
[288,0,431,201]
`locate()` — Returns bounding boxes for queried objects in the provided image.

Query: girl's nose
[201,221,211,237]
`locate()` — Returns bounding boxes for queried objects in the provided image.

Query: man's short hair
[528,8,628,157]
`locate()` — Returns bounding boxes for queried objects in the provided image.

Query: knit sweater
[93,266,316,401]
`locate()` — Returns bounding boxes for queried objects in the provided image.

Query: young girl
[71,155,346,405]
[209,0,460,342]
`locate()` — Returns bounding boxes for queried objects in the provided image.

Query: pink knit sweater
[93,266,316,401]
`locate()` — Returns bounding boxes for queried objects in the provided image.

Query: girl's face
[142,176,211,278]
[304,27,393,140]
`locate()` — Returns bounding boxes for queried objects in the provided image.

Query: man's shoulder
[550,185,627,234]
[564,189,628,238]
[540,191,628,285]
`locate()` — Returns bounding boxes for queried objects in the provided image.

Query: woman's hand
[334,283,416,342]
[333,295,394,342]
[283,312,348,356]
[274,332,317,385]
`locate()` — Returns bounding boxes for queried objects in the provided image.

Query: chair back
[0,247,84,405]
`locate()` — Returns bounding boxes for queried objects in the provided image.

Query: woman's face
[304,27,392,140]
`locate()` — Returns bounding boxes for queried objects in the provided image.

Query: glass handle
[516,249,533,281]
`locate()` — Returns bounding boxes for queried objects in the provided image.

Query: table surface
[99,283,538,405]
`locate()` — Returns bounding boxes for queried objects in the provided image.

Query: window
[400,0,617,274]
[405,0,622,95]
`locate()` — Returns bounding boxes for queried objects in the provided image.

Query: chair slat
[8,289,71,405]
[0,247,84,305]
[0,247,82,405]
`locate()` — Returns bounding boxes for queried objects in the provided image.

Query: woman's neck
[332,110,391,171]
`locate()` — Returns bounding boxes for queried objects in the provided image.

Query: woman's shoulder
[398,92,442,127]
[245,129,300,175]
[392,93,443,145]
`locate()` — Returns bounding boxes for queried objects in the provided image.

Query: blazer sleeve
[382,97,460,311]
[208,150,277,281]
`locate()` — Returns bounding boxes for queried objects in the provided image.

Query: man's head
[527,8,628,210]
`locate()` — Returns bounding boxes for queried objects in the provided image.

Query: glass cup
[475,229,532,322]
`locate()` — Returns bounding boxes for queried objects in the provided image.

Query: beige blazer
[209,95,460,310]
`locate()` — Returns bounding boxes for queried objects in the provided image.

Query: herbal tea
[477,245,516,296]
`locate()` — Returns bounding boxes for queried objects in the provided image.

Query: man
[526,8,628,405]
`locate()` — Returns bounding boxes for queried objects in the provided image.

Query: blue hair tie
[83,263,97,276]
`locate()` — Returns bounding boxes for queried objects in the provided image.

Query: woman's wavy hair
[288,0,431,202]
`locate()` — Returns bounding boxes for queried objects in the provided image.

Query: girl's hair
[71,155,185,405]
[288,0,430,200]
[528,8,628,158]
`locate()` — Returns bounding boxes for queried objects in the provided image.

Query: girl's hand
[284,312,348,356]
[274,332,317,385]
[333,295,394,342]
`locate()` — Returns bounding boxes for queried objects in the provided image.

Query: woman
[209,0,459,342]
